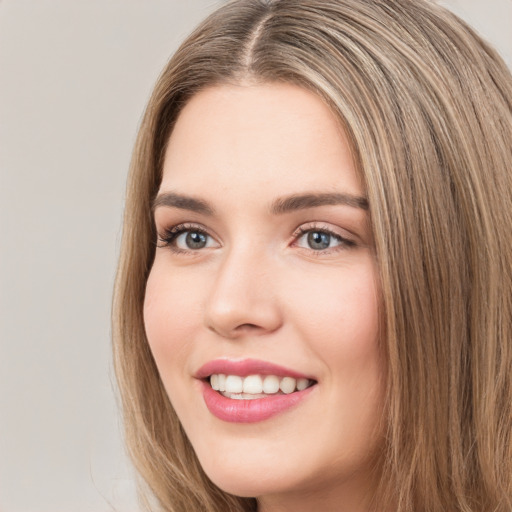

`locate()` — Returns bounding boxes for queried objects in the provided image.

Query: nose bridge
[204,240,281,338]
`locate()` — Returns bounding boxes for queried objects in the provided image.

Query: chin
[209,474,295,499]
[198,452,302,498]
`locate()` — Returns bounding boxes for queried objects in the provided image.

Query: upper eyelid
[293,225,356,248]
[292,221,356,240]
[159,222,212,236]
[157,221,354,238]
[159,223,215,242]
[169,222,207,232]
[295,227,345,241]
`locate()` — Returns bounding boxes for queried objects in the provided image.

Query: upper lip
[195,358,315,380]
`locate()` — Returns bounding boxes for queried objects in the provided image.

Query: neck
[256,468,380,512]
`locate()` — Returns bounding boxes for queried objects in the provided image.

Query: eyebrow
[152,192,215,215]
[152,191,369,215]
[270,192,368,214]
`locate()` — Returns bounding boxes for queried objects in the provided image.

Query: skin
[144,82,386,512]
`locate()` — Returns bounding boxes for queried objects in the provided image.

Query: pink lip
[196,358,317,423]
[201,381,315,423]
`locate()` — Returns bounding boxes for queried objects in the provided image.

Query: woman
[112,0,512,510]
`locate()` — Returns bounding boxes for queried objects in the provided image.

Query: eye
[157,224,219,253]
[297,230,340,250]
[294,226,355,252]
[175,230,210,250]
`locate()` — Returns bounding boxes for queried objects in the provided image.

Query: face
[144,83,385,510]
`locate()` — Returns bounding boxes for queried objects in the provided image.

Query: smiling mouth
[208,374,316,399]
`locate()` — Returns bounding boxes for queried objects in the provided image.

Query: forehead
[160,82,362,200]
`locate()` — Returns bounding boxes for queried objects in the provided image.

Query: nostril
[237,323,262,331]
[207,322,266,338]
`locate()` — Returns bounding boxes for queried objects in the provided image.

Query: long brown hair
[112,1,512,510]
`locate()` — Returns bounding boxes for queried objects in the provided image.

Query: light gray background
[0,1,510,511]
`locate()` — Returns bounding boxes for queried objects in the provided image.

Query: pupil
[308,231,330,250]
[186,232,207,249]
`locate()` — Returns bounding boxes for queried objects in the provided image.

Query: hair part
[113,1,512,510]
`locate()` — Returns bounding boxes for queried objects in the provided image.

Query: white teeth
[242,375,263,394]
[279,377,296,394]
[224,393,265,400]
[297,378,309,391]
[209,374,313,396]
[262,375,280,394]
[225,375,243,393]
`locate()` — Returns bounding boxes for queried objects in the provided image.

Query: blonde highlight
[113,1,512,510]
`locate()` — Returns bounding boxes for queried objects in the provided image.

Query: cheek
[143,262,201,377]
[289,261,383,417]
[290,261,380,354]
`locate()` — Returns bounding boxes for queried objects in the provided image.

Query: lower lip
[201,381,316,423]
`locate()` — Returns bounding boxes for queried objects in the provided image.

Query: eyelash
[157,223,212,255]
[156,222,356,255]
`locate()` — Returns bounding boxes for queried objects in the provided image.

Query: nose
[204,246,283,339]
